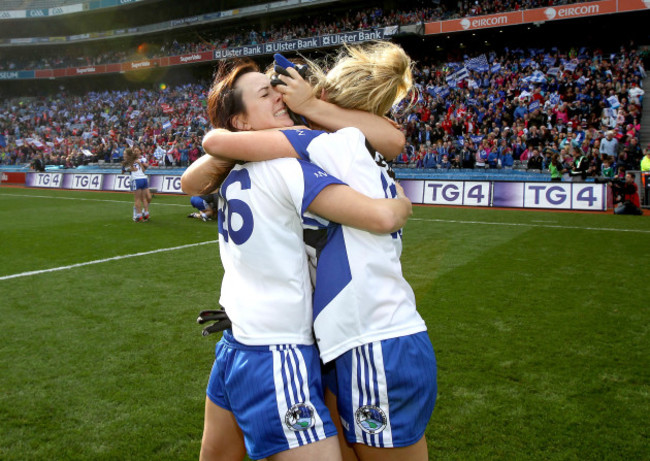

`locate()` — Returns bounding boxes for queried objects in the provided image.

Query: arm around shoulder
[296,98,405,161]
[181,154,234,196]
[308,183,412,234]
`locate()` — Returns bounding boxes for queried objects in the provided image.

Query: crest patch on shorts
[355,405,387,434]
[285,403,315,431]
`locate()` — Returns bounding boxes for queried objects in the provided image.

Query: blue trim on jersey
[312,225,352,319]
[297,159,343,215]
[281,129,327,161]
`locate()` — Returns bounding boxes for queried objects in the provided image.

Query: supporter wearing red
[614,172,643,215]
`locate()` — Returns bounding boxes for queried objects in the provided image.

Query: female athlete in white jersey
[122,147,149,222]
[191,60,413,461]
[189,42,437,461]
[134,145,152,219]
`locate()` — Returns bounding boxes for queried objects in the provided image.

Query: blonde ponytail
[308,41,414,116]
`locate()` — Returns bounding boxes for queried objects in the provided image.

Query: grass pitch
[0,187,648,460]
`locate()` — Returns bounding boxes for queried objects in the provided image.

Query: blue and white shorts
[190,196,208,211]
[131,178,148,191]
[207,330,337,460]
[324,331,437,448]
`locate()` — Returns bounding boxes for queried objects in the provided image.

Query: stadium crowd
[1,0,588,72]
[391,45,647,178]
[2,41,647,178]
[0,83,207,169]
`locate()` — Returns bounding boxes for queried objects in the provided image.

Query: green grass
[1,187,648,460]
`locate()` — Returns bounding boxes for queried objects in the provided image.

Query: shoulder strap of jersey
[281,129,326,161]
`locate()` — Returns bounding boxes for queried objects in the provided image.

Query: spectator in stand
[422,147,437,169]
[487,148,500,169]
[513,100,528,121]
[641,148,650,172]
[570,146,589,182]
[600,130,619,159]
[549,153,566,181]
[527,148,544,171]
[501,148,514,169]
[439,154,451,170]
[601,155,615,179]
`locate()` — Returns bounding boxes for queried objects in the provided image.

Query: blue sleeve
[298,159,344,215]
[281,129,327,161]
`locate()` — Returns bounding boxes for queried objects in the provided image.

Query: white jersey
[217,157,342,346]
[130,161,147,180]
[283,128,427,363]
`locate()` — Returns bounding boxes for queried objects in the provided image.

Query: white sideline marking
[0,193,188,206]
[410,218,650,234]
[0,240,218,281]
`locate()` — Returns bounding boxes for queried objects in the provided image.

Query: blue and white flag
[439,87,451,99]
[457,136,465,146]
[549,92,561,106]
[467,98,478,107]
[607,95,620,109]
[528,100,541,112]
[162,120,172,130]
[576,76,588,86]
[524,70,546,84]
[547,67,561,77]
[465,54,489,72]
[470,135,484,144]
[543,55,556,67]
[564,61,578,72]
[126,138,134,147]
[455,66,470,82]
[519,90,533,100]
[490,63,502,74]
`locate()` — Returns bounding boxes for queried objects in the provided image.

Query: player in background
[188,194,217,221]
[192,61,413,461]
[189,42,437,461]
[134,145,152,219]
[122,147,149,222]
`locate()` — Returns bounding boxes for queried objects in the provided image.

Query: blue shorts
[190,196,208,211]
[207,330,337,460]
[132,178,148,190]
[324,331,437,448]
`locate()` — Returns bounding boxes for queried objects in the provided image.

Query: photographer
[30,153,45,172]
[614,172,643,215]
